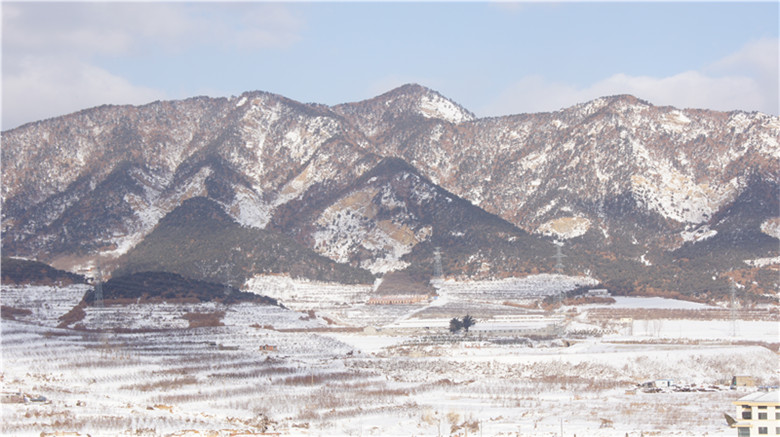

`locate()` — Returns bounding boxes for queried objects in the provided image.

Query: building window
[776,412,780,420]
[758,427,767,435]
[738,427,750,437]
[759,412,768,420]
[743,411,752,419]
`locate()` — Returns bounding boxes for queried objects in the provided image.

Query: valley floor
[1,278,778,436]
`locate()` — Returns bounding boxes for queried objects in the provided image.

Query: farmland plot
[2,278,778,436]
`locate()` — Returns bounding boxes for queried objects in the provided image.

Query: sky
[2,1,778,130]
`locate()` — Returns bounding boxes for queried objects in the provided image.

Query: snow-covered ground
[2,279,778,436]
[590,296,716,309]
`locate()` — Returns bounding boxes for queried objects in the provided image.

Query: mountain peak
[333,84,476,136]
[385,83,431,96]
[382,83,476,124]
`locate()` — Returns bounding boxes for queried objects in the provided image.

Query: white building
[586,288,610,297]
[732,391,780,436]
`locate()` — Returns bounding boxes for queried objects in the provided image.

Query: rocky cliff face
[2,84,778,300]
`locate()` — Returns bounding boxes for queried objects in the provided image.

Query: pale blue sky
[3,2,778,130]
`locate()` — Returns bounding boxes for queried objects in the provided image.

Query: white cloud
[710,38,778,80]
[3,56,165,130]
[1,3,304,130]
[2,3,303,60]
[232,4,304,49]
[481,38,779,117]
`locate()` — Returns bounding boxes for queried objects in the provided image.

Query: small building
[586,288,611,297]
[640,379,674,390]
[733,376,758,388]
[731,391,780,437]
[469,316,564,338]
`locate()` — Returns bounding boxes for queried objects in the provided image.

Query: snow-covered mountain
[2,84,778,301]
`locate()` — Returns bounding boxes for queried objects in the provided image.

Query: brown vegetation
[181,311,225,328]
[0,305,32,320]
[57,302,86,328]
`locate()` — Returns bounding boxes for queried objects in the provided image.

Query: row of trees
[449,315,476,333]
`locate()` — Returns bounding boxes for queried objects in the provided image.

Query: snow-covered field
[2,278,778,436]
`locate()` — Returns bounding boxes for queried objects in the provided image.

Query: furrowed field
[2,277,778,436]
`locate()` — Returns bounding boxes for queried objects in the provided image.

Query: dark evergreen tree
[449,317,462,333]
[462,314,476,332]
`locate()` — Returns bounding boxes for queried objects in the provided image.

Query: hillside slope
[2,84,777,301]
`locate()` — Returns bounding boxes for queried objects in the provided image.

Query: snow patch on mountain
[311,178,436,274]
[658,110,710,141]
[538,216,591,240]
[630,168,741,224]
[757,116,780,159]
[760,218,780,239]
[105,167,213,259]
[272,161,319,208]
[238,97,283,181]
[227,186,271,229]
[680,225,717,243]
[744,256,780,268]
[282,116,340,163]
[664,110,691,131]
[418,93,473,124]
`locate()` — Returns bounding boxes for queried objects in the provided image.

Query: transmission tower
[94,257,104,309]
[433,247,443,279]
[93,256,107,341]
[553,243,567,274]
[552,243,567,304]
[223,263,233,296]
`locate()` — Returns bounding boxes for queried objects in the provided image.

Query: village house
[469,315,565,338]
[733,376,758,389]
[731,391,780,436]
[586,288,610,297]
[640,379,674,391]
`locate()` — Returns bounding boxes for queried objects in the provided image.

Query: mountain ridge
[2,84,778,301]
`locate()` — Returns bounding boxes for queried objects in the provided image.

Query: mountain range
[2,84,778,303]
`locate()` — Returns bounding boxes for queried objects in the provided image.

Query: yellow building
[732,391,780,436]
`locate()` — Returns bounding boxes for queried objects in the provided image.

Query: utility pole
[94,256,104,309]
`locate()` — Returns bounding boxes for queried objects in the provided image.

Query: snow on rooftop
[736,391,780,404]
